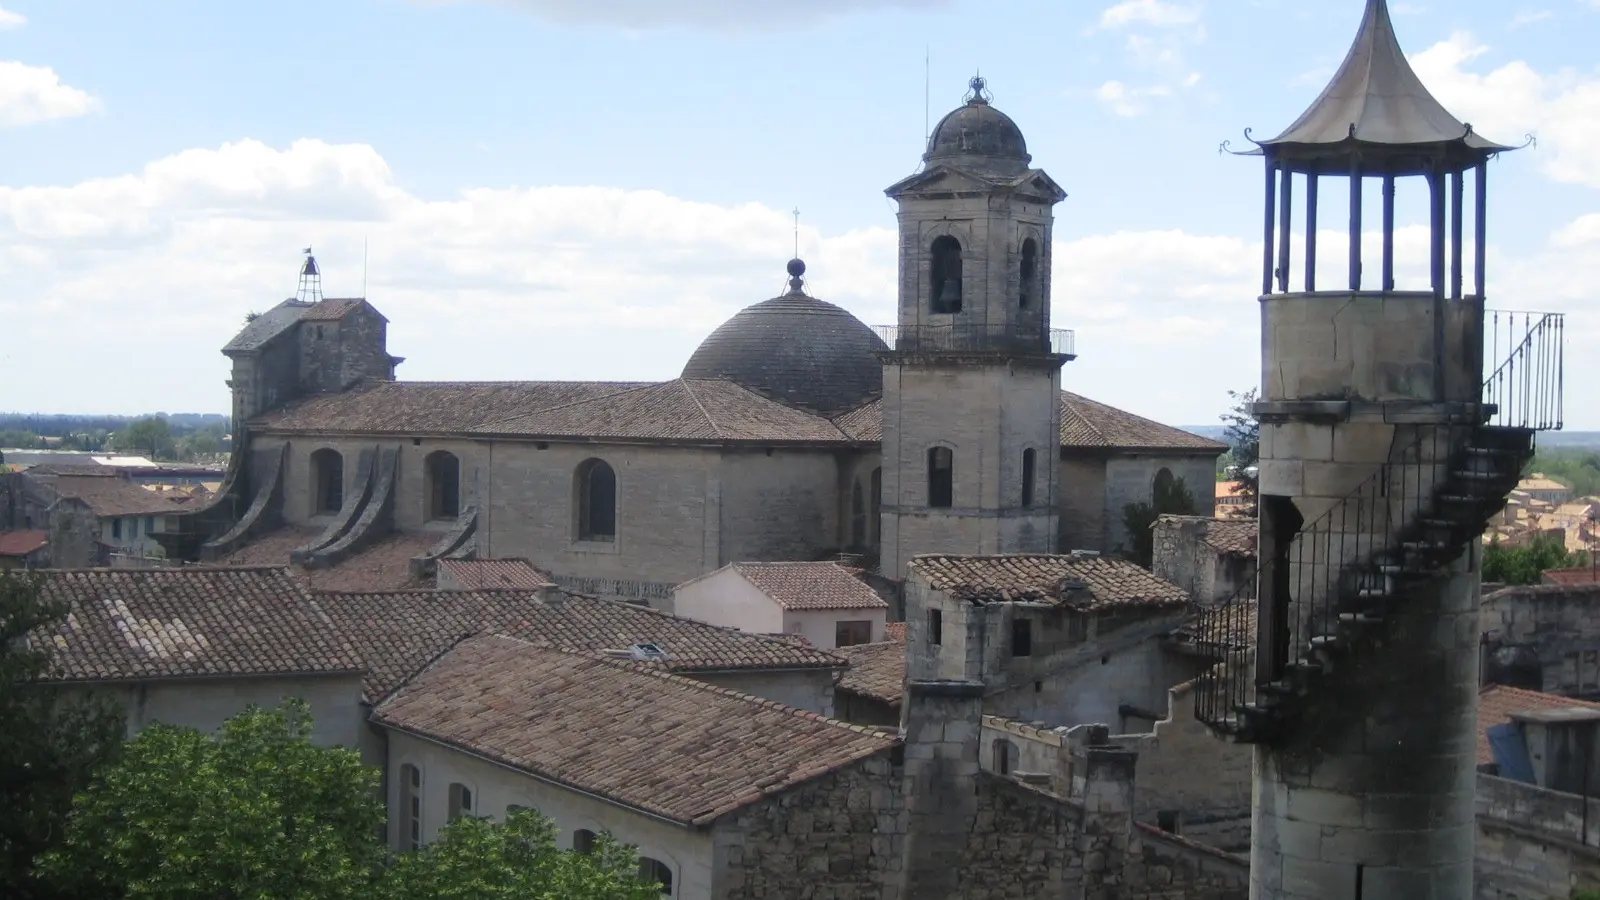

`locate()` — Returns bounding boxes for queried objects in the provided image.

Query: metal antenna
[792,207,800,258]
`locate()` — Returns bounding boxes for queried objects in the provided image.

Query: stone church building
[171,77,1222,602]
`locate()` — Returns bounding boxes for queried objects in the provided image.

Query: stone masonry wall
[1475,772,1600,899]
[1057,456,1107,553]
[1103,456,1217,557]
[1482,584,1600,697]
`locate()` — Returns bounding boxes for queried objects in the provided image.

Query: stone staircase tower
[1191,2,1565,898]
[878,76,1075,578]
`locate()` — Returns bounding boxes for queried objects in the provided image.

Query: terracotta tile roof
[52,474,187,517]
[1518,475,1571,493]
[1201,519,1257,556]
[372,635,897,826]
[1059,391,1226,454]
[837,641,906,706]
[0,530,48,557]
[1478,685,1600,766]
[830,400,883,442]
[437,558,552,590]
[908,554,1192,610]
[30,567,362,682]
[207,527,433,593]
[885,621,907,643]
[223,299,312,353]
[299,298,371,322]
[312,588,847,699]
[728,561,888,611]
[1542,567,1600,586]
[255,381,653,435]
[471,380,853,443]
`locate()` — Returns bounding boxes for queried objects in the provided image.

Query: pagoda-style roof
[1252,0,1514,175]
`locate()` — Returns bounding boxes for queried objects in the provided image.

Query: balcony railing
[1485,310,1564,431]
[872,324,1076,357]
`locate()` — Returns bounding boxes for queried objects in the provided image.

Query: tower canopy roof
[923,76,1032,177]
[1255,0,1514,175]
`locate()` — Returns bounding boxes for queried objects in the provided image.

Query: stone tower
[878,77,1072,578]
[1190,2,1563,898]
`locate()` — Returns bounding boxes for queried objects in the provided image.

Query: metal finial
[965,74,991,105]
[786,258,806,294]
[792,207,800,259]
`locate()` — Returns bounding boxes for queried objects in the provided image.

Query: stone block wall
[1103,456,1217,557]
[1152,515,1253,606]
[1475,772,1600,899]
[1057,456,1107,553]
[1482,584,1600,696]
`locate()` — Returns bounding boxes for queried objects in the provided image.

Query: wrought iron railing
[1193,310,1566,734]
[1485,310,1564,431]
[871,324,1075,357]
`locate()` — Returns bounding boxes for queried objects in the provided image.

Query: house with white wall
[672,561,889,650]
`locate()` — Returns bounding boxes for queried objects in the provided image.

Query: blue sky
[1,0,1597,427]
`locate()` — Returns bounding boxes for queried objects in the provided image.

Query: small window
[928,609,943,646]
[311,448,344,514]
[836,620,873,648]
[1019,237,1038,309]
[401,764,423,850]
[1158,810,1183,835]
[145,515,156,533]
[1021,448,1036,507]
[930,235,963,314]
[130,516,140,538]
[577,458,617,541]
[850,480,867,548]
[869,467,882,547]
[993,739,1018,775]
[639,857,674,896]
[111,518,122,540]
[426,451,461,520]
[927,447,954,508]
[447,782,474,822]
[1012,617,1033,657]
[573,829,596,854]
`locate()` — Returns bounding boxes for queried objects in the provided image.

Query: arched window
[400,763,423,850]
[577,459,617,542]
[1019,238,1038,309]
[426,451,461,520]
[573,829,597,854]
[447,782,474,822]
[993,738,1019,775]
[930,235,963,314]
[311,448,343,514]
[639,857,674,896]
[927,447,954,508]
[869,466,882,547]
[1021,448,1037,507]
[1152,467,1176,503]
[850,480,867,548]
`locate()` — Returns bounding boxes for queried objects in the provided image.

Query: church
[176,77,1224,603]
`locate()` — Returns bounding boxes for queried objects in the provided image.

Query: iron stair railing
[1194,311,1564,737]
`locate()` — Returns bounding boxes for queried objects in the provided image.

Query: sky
[1,0,1598,427]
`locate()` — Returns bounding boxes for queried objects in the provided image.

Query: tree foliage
[39,701,664,900]
[0,571,125,900]
[1482,534,1591,586]
[1122,474,1198,569]
[1220,388,1260,517]
[1525,450,1600,498]
[116,416,176,460]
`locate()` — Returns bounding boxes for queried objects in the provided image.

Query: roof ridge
[677,379,726,439]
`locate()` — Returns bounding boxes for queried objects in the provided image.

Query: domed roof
[924,76,1031,175]
[681,259,887,415]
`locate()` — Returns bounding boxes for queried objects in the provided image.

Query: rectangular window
[928,609,943,646]
[927,447,954,508]
[111,518,123,540]
[447,783,474,822]
[835,620,872,647]
[1012,618,1033,657]
[401,764,422,851]
[146,516,156,533]
[1158,810,1183,835]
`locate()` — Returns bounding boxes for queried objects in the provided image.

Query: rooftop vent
[629,642,667,661]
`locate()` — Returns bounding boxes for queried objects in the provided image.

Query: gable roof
[52,474,187,518]
[205,526,434,593]
[372,635,897,826]
[311,588,848,699]
[725,561,888,611]
[31,567,362,683]
[1059,391,1226,454]
[908,554,1192,610]
[223,299,314,354]
[437,558,553,590]
[837,641,906,707]
[1478,685,1600,767]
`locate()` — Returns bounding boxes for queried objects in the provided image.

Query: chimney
[894,679,984,900]
[536,582,563,608]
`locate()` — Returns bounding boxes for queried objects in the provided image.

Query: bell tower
[878,77,1073,578]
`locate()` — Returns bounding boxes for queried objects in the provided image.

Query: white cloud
[426,0,950,29]
[1094,80,1173,117]
[1097,0,1200,29]
[1410,32,1600,188]
[0,61,98,127]
[1510,10,1554,27]
[0,5,25,29]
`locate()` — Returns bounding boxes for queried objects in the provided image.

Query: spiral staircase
[1194,311,1566,742]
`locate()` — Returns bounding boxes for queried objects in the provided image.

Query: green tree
[39,700,384,900]
[40,701,667,900]
[1482,533,1591,586]
[0,571,125,900]
[1122,473,1199,569]
[116,416,175,460]
[1220,388,1259,517]
[383,810,662,900]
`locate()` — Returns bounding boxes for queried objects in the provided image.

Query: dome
[924,76,1031,175]
[681,260,887,415]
